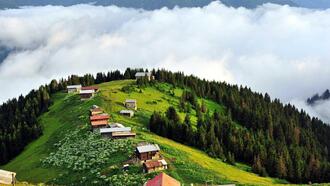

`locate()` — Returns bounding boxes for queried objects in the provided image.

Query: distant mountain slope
[307,89,330,105]
[0,0,301,10]
[293,0,330,9]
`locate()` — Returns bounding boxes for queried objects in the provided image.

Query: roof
[135,72,152,77]
[91,120,108,126]
[136,144,160,153]
[80,89,95,94]
[145,172,180,186]
[0,169,16,176]
[100,127,131,133]
[120,110,134,114]
[82,86,99,90]
[0,169,16,185]
[90,107,102,112]
[90,114,110,121]
[111,132,136,137]
[144,160,162,169]
[67,84,82,89]
[109,123,125,128]
[125,99,137,103]
[159,159,167,166]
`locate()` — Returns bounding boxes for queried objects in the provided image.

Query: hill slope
[1,80,290,185]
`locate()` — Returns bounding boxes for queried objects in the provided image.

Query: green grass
[2,80,293,185]
[1,93,102,183]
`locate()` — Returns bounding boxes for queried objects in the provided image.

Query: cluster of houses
[89,105,136,139]
[67,85,99,100]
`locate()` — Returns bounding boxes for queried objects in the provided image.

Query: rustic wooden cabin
[90,114,109,128]
[125,99,137,110]
[90,105,103,116]
[143,159,168,173]
[91,120,108,129]
[136,144,161,161]
[99,127,133,138]
[0,169,16,185]
[144,172,180,186]
[119,110,134,117]
[82,86,99,92]
[111,131,136,139]
[80,89,95,100]
[135,72,154,81]
[67,84,82,93]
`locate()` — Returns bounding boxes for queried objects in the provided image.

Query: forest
[1,68,330,184]
[147,69,330,183]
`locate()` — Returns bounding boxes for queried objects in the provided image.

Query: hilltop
[1,68,329,185]
[1,80,288,185]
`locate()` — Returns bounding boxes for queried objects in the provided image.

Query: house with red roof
[144,172,180,186]
[81,86,99,92]
[143,159,168,173]
[90,113,110,129]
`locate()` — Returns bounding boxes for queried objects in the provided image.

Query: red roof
[146,173,180,186]
[91,120,108,127]
[90,114,110,121]
[82,86,99,91]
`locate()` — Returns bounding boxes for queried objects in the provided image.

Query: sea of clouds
[1,2,330,123]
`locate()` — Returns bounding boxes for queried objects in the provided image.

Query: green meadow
[1,80,293,185]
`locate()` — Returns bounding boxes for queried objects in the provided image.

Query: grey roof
[136,144,160,153]
[67,85,82,89]
[125,99,137,103]
[135,72,152,77]
[100,127,131,134]
[120,110,134,114]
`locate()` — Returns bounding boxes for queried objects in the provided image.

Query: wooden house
[99,127,135,139]
[82,86,99,92]
[143,159,168,173]
[125,99,137,110]
[0,169,16,185]
[135,72,154,81]
[90,105,103,115]
[67,85,82,93]
[144,172,179,186]
[120,110,134,117]
[136,144,161,161]
[90,114,109,128]
[91,120,108,129]
[111,131,136,139]
[80,89,95,100]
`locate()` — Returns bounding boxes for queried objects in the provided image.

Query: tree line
[148,69,330,183]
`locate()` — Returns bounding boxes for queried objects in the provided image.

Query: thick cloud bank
[1,2,330,123]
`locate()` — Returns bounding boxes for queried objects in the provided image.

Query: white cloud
[0,2,330,123]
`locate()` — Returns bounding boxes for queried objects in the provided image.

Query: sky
[0,2,330,123]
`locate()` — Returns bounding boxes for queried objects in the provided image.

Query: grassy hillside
[1,80,290,185]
